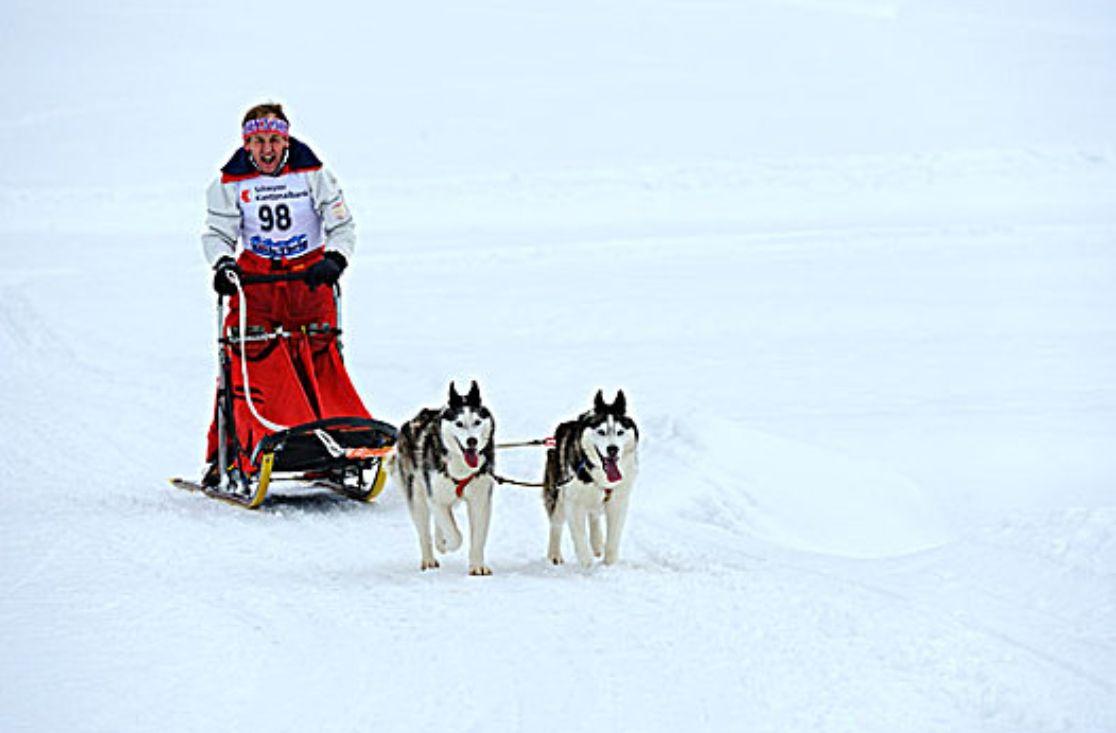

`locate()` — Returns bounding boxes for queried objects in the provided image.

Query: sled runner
[171,270,397,509]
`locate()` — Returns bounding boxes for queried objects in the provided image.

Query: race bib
[237,172,323,259]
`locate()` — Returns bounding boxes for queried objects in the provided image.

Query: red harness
[455,473,478,498]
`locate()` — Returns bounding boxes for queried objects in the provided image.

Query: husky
[544,390,639,568]
[394,381,497,575]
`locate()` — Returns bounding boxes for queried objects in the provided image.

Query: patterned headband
[242,117,290,139]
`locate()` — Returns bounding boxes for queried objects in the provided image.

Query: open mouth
[459,442,479,469]
[598,450,622,483]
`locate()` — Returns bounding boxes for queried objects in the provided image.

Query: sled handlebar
[238,271,312,285]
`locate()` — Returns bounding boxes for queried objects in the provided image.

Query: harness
[488,441,614,502]
[565,456,612,502]
[454,472,479,498]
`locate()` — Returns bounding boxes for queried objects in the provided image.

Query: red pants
[206,251,370,470]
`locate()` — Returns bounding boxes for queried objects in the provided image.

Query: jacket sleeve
[201,177,241,267]
[308,167,356,260]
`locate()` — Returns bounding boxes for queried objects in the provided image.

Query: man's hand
[305,251,347,290]
[212,257,241,296]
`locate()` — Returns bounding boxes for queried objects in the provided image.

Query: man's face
[243,118,288,174]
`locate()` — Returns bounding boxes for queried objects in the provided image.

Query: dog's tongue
[464,448,479,469]
[603,457,622,483]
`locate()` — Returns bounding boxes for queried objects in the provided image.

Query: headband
[242,117,290,139]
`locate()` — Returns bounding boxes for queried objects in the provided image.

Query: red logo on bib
[241,190,251,203]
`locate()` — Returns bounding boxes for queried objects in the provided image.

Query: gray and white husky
[394,381,497,575]
[544,390,639,568]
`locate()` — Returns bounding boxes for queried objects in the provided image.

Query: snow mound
[641,413,952,558]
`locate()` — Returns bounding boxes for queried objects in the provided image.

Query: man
[201,102,368,485]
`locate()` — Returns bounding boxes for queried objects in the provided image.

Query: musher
[200,102,367,485]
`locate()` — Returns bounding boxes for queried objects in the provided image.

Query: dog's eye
[597,428,606,436]
[455,421,464,428]
[617,429,625,436]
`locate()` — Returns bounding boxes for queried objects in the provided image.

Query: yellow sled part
[167,454,271,510]
[250,452,275,508]
[363,459,388,502]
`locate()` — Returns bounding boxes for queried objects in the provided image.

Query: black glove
[212,257,241,296]
[305,251,347,290]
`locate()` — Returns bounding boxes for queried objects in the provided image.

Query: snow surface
[2,0,1115,731]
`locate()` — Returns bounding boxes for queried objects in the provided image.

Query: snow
[652,413,951,557]
[2,0,1116,731]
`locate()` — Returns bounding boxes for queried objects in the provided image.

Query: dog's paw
[593,548,604,559]
[468,565,493,576]
[548,554,564,565]
[420,558,441,571]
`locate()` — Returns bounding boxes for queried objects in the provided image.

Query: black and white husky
[394,381,497,575]
[544,390,639,568]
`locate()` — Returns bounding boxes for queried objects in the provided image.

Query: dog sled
[170,269,397,509]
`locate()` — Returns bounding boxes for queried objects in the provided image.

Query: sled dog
[544,390,639,568]
[395,381,497,575]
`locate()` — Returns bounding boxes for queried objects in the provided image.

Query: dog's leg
[547,501,565,565]
[566,503,594,568]
[407,483,439,570]
[431,501,462,553]
[589,511,604,558]
[465,482,493,576]
[603,494,629,565]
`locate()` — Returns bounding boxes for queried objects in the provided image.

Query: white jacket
[201,147,355,267]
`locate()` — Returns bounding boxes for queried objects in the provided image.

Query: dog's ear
[448,381,464,409]
[612,390,627,415]
[465,380,482,408]
[593,389,607,413]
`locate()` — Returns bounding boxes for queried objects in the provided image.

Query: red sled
[173,269,396,509]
